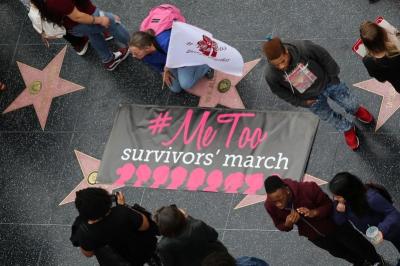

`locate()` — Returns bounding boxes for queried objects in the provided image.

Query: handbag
[28,4,66,39]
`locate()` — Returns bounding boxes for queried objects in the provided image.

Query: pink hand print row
[114,162,266,195]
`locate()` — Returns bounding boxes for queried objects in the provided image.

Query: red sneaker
[103,47,130,71]
[103,31,114,41]
[344,126,359,150]
[355,106,373,124]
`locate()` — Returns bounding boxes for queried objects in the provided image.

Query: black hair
[75,187,112,221]
[201,252,236,266]
[329,172,370,217]
[30,0,65,26]
[153,205,187,237]
[264,175,286,194]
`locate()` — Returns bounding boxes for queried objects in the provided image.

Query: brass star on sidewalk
[354,79,400,131]
[189,59,261,109]
[3,46,84,130]
[233,174,327,209]
[59,150,124,205]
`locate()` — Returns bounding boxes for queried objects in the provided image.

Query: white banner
[166,21,244,76]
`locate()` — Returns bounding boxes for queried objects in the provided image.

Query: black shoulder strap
[153,40,167,55]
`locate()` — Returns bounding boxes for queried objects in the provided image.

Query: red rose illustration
[197,35,218,57]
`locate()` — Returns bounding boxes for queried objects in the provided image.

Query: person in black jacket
[70,188,159,266]
[262,37,373,150]
[154,204,227,266]
[360,21,400,93]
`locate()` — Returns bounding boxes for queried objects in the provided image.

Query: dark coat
[333,188,400,240]
[363,55,400,93]
[265,40,340,107]
[157,216,227,266]
[264,179,336,240]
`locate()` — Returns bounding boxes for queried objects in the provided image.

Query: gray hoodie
[265,40,340,107]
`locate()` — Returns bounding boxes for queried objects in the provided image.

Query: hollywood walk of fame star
[59,150,124,205]
[354,79,400,131]
[234,174,328,209]
[189,59,261,109]
[3,46,84,130]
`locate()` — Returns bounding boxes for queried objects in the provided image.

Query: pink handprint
[167,166,188,189]
[134,164,152,187]
[224,172,245,193]
[244,173,264,194]
[115,163,136,186]
[186,168,206,191]
[150,165,170,188]
[204,169,223,192]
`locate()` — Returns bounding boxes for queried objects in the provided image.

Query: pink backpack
[140,4,186,36]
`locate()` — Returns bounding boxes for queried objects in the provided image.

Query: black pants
[63,33,86,48]
[388,231,400,254]
[310,222,381,265]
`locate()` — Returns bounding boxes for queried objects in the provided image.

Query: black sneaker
[369,0,381,3]
[72,37,89,56]
[205,68,214,79]
[103,47,130,71]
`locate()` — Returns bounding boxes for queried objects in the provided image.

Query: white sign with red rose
[166,21,244,76]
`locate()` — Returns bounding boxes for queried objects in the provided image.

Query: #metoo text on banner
[97,105,318,195]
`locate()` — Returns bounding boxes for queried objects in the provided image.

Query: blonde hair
[360,21,400,58]
[129,29,156,49]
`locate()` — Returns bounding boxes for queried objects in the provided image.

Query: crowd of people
[24,0,400,150]
[70,187,269,266]
[70,171,400,266]
[11,0,400,265]
[265,174,400,266]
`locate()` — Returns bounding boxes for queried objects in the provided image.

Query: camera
[110,194,117,203]
[110,191,122,204]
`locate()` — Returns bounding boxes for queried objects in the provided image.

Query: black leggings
[63,33,86,48]
[310,222,381,265]
[388,232,400,254]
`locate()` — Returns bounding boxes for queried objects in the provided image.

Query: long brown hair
[30,0,64,26]
[360,21,400,58]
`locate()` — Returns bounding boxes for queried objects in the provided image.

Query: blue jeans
[309,82,359,133]
[70,8,130,63]
[168,64,210,93]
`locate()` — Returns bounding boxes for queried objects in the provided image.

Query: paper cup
[366,226,382,245]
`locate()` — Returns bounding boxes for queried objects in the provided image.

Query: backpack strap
[153,40,167,55]
[128,204,160,235]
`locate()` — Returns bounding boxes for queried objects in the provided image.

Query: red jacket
[264,179,336,240]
